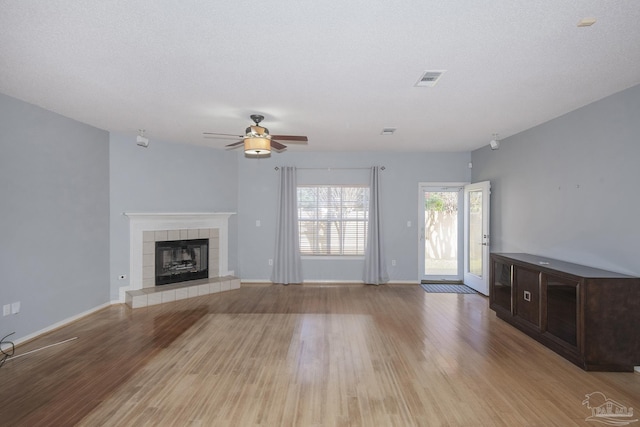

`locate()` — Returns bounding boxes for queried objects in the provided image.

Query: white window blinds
[297,185,369,256]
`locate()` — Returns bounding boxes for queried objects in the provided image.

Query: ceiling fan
[203,114,308,155]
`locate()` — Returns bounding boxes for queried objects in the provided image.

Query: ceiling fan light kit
[244,136,271,155]
[243,117,272,155]
[204,114,308,157]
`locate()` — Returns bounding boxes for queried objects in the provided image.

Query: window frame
[297,184,370,257]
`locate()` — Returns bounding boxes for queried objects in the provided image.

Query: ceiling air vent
[415,70,446,87]
[381,127,396,135]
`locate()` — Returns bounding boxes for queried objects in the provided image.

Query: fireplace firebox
[155,239,209,286]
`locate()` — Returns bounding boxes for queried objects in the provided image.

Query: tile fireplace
[122,212,237,306]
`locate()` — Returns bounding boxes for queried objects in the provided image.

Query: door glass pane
[468,190,483,276]
[424,191,458,276]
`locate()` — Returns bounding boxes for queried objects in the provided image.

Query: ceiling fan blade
[270,140,287,151]
[204,132,244,138]
[225,140,244,148]
[269,135,308,142]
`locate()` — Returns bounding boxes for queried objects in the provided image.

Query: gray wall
[8,79,637,343]
[109,133,239,300]
[471,84,640,276]
[237,151,471,282]
[0,93,110,342]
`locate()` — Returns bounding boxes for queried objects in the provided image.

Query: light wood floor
[1,284,638,426]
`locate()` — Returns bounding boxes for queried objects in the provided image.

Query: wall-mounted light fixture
[489,133,500,150]
[137,129,149,147]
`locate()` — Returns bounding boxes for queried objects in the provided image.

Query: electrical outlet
[2,304,10,317]
[407,221,411,227]
[268,259,273,266]
[11,301,20,314]
[256,220,261,227]
[392,260,397,266]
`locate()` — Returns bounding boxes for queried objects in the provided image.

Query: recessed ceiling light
[577,17,596,27]
[415,70,446,87]
[381,127,396,135]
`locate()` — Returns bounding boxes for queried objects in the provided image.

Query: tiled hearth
[125,276,240,308]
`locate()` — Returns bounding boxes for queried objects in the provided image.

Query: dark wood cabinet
[490,253,640,372]
[542,275,579,348]
[491,259,512,314]
[514,266,541,328]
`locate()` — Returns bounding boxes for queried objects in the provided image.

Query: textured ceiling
[1,1,639,152]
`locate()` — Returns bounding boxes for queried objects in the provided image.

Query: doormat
[420,284,477,294]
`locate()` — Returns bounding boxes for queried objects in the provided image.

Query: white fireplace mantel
[122,212,235,301]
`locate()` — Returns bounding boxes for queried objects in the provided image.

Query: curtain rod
[274,166,385,171]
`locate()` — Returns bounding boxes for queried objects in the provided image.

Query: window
[298,185,369,256]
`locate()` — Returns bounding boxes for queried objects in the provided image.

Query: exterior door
[418,183,465,282]
[463,181,491,295]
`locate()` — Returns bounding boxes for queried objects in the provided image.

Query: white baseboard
[240,279,419,285]
[304,280,364,284]
[12,301,115,346]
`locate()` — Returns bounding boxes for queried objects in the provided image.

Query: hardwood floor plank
[1,285,638,426]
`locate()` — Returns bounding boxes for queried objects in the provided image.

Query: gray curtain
[271,166,303,284]
[363,166,389,285]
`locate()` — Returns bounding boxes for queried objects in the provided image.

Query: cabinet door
[490,259,512,314]
[514,266,540,327]
[542,274,579,349]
